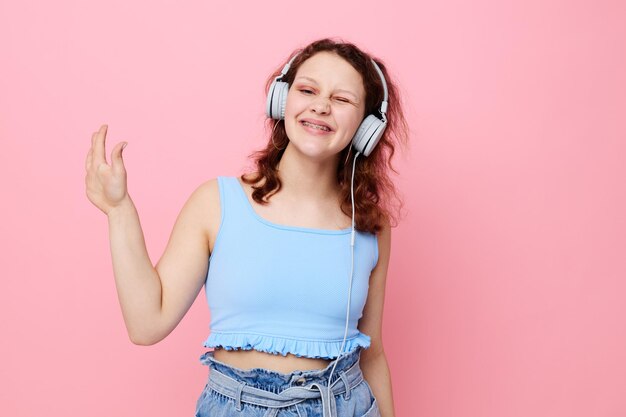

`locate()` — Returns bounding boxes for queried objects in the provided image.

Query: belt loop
[339,371,351,400]
[234,381,245,411]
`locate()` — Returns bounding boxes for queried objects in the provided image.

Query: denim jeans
[196,346,380,417]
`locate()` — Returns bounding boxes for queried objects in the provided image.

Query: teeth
[302,121,330,131]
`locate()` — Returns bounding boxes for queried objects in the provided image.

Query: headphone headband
[274,53,388,120]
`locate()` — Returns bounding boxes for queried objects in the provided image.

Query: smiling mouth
[300,120,332,132]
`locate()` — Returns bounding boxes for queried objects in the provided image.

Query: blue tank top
[202,176,379,359]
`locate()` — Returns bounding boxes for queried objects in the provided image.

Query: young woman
[85,38,408,417]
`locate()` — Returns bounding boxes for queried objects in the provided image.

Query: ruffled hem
[203,331,371,359]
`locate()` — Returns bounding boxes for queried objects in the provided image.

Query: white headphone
[266,52,389,157]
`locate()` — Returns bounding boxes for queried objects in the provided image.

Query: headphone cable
[326,150,360,415]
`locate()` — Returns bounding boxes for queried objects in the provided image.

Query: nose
[310,96,330,114]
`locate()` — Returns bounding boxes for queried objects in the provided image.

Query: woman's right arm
[85,125,214,345]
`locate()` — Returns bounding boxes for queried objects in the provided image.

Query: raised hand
[85,124,130,215]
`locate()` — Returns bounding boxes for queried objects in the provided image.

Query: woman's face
[283,51,366,163]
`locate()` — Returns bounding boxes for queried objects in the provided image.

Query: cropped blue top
[202,176,379,359]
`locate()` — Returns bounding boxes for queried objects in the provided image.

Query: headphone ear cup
[266,81,290,119]
[352,115,387,157]
[277,82,289,120]
[266,80,278,118]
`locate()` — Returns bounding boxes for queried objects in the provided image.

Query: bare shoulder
[186,177,219,213]
[196,177,219,202]
[190,178,221,252]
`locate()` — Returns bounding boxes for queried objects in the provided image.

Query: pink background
[2,0,625,416]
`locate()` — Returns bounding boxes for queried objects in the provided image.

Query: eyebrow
[293,76,360,100]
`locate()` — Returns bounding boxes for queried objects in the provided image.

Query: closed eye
[300,89,314,95]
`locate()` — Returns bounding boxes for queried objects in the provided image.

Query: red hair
[242,38,409,234]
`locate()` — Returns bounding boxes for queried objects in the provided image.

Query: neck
[275,143,343,202]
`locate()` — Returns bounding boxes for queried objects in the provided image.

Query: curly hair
[241,38,409,235]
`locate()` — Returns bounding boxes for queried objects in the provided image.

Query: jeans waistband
[201,348,364,417]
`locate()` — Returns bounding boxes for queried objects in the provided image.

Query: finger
[93,124,108,166]
[87,133,96,169]
[86,148,93,171]
[111,141,128,173]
